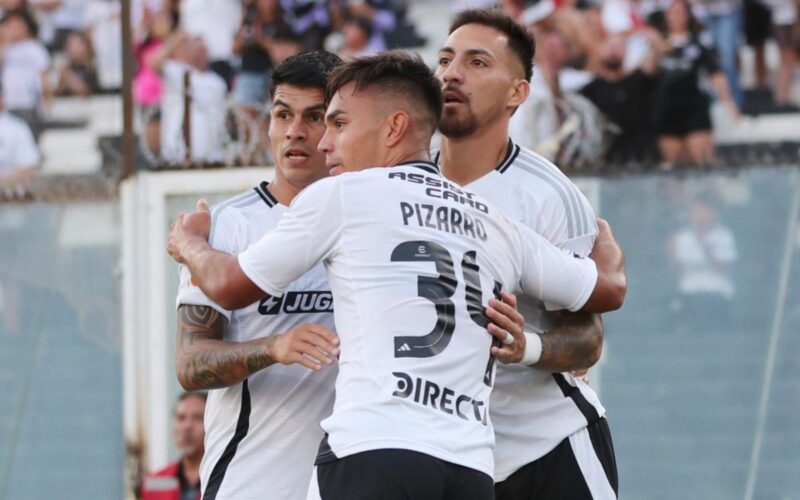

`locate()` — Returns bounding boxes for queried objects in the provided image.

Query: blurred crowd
[492,0,800,168]
[0,0,798,186]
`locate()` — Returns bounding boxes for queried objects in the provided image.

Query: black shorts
[315,449,494,500]
[657,95,712,137]
[495,418,618,500]
[744,0,772,46]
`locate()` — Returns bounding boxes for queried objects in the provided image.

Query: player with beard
[174,51,344,500]
[167,51,626,500]
[434,9,626,499]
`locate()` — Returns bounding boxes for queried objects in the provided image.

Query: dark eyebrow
[303,103,327,114]
[438,47,455,55]
[465,48,495,59]
[325,109,346,125]
[272,99,291,110]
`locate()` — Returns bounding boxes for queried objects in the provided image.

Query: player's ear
[384,110,410,148]
[508,79,530,110]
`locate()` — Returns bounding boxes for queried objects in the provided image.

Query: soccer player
[167,52,625,500]
[434,9,625,499]
[173,51,343,500]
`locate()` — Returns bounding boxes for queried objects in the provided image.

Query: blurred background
[0,0,799,498]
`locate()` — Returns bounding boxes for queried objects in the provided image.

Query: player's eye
[471,59,487,67]
[438,57,451,66]
[310,113,323,122]
[334,120,346,129]
[276,111,290,120]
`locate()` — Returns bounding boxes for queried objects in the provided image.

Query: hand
[486,292,526,364]
[266,323,340,371]
[167,199,211,264]
[571,369,590,384]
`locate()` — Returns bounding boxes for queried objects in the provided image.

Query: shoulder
[208,188,267,242]
[505,146,583,200]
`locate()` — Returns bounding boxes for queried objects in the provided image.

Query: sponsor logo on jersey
[258,291,334,315]
[391,371,488,426]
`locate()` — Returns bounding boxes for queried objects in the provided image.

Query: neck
[267,171,310,206]
[181,454,202,485]
[439,118,510,185]
[382,145,432,167]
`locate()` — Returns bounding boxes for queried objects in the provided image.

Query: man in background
[141,392,206,500]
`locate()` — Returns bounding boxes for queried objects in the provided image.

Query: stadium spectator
[84,0,122,90]
[670,197,737,331]
[31,0,85,51]
[141,392,206,500]
[0,8,50,140]
[0,91,39,196]
[151,31,228,165]
[0,0,28,14]
[133,8,176,108]
[282,0,331,51]
[763,0,799,107]
[180,0,241,87]
[336,14,374,60]
[55,31,98,96]
[232,0,287,108]
[696,0,744,107]
[580,31,660,163]
[340,0,396,52]
[649,0,739,166]
[743,0,771,90]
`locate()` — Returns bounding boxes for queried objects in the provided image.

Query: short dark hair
[175,391,207,408]
[269,50,343,100]
[325,51,443,134]
[449,8,535,82]
[0,8,39,38]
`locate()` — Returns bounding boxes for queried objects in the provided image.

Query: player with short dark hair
[174,50,343,500]
[435,8,625,499]
[168,51,625,500]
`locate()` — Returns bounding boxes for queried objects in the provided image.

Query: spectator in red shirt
[141,392,206,500]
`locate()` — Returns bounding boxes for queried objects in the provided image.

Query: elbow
[606,272,627,311]
[175,359,199,392]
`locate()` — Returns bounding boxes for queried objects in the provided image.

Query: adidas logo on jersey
[398,343,411,352]
[258,291,334,315]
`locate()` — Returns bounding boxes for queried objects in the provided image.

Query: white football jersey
[436,140,605,481]
[238,162,598,477]
[176,183,337,500]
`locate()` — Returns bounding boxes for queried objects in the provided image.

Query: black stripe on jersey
[495,139,521,174]
[588,418,619,495]
[203,380,252,500]
[552,373,600,425]
[254,181,279,208]
[395,160,439,175]
[314,433,339,465]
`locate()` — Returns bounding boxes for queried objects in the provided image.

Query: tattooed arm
[486,294,603,372]
[176,304,340,391]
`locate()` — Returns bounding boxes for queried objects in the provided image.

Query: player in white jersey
[173,51,344,500]
[434,9,627,499]
[168,52,626,500]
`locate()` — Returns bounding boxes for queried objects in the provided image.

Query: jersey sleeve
[175,206,241,320]
[513,220,598,312]
[238,177,343,297]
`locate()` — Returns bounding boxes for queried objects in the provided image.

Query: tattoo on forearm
[535,313,603,372]
[176,305,274,390]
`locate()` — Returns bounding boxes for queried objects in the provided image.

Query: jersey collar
[433,138,521,174]
[254,181,280,208]
[394,160,439,175]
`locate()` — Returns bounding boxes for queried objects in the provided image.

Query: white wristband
[521,332,543,366]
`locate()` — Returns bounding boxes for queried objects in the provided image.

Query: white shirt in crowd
[673,224,738,299]
[177,183,337,500]
[159,60,228,164]
[238,163,598,478]
[181,0,241,62]
[85,0,122,89]
[1,40,50,111]
[0,112,40,177]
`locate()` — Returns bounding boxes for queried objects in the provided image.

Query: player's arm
[176,304,339,390]
[486,293,603,371]
[582,218,627,312]
[170,209,265,310]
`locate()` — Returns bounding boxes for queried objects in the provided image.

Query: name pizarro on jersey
[392,371,488,426]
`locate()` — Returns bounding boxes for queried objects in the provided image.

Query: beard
[439,107,479,139]
[602,58,624,72]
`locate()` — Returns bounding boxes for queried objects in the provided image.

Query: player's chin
[327,164,345,176]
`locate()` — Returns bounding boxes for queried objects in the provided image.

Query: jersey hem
[326,439,493,477]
